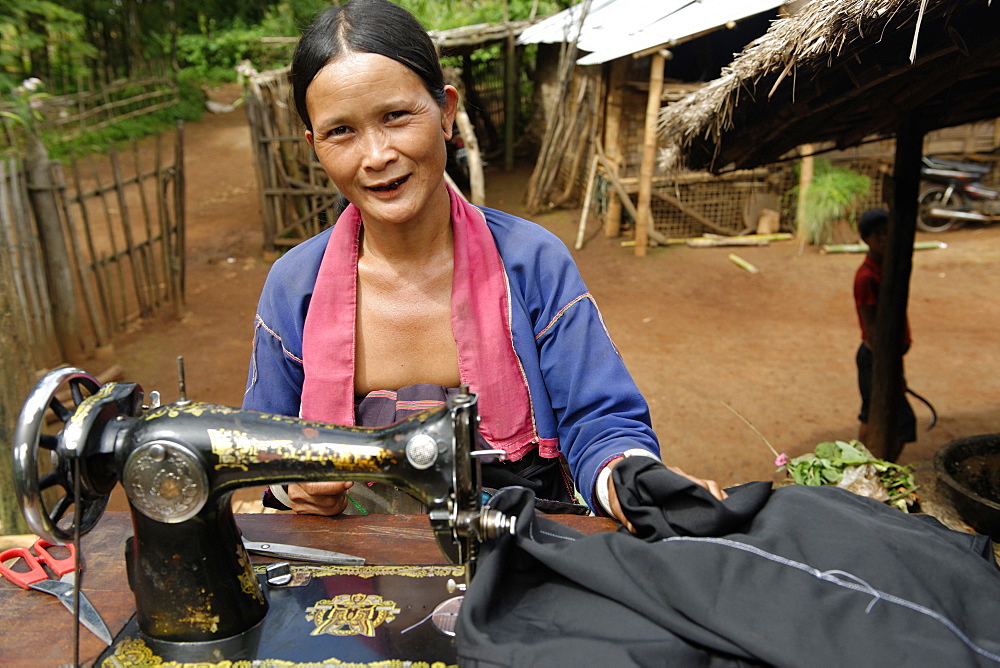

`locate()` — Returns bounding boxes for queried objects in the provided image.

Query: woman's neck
[358,184,453,266]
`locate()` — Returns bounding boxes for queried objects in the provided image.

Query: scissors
[242,537,365,566]
[0,538,113,645]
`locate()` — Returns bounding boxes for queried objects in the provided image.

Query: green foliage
[786,159,870,246]
[38,79,204,160]
[176,27,274,81]
[0,0,96,94]
[401,0,568,30]
[779,440,918,511]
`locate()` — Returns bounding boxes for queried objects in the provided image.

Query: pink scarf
[300,185,547,461]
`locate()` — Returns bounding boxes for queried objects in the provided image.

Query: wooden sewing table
[0,511,616,666]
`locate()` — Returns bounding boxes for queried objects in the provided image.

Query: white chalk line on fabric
[662,536,1000,663]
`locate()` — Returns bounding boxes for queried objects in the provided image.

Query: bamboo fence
[1,61,179,153]
[245,67,342,253]
[0,127,185,369]
[0,158,60,370]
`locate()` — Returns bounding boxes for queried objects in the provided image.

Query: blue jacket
[243,205,659,511]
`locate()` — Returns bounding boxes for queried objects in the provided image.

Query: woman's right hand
[286,481,355,515]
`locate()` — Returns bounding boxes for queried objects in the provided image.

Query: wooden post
[635,51,665,257]
[603,58,627,238]
[867,116,923,461]
[25,133,84,362]
[795,143,814,254]
[173,120,186,316]
[503,31,517,172]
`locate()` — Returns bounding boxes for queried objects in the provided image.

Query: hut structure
[656,0,1000,459]
[517,0,794,245]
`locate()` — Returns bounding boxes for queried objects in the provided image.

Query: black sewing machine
[11,364,514,649]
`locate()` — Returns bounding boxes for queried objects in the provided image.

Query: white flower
[22,77,42,92]
[235,60,258,79]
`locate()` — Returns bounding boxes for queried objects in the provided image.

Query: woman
[243,0,725,527]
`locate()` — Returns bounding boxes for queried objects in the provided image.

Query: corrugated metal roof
[517,0,789,65]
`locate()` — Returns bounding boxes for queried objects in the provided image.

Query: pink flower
[774,453,789,467]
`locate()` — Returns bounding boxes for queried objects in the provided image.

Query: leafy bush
[786,159,870,246]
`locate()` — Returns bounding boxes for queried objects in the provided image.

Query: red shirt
[854,254,911,346]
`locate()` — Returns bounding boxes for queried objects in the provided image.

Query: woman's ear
[442,85,459,141]
[305,129,314,149]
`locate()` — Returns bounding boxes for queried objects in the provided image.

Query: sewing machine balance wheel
[12,367,116,544]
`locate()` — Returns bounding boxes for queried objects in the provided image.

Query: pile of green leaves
[779,440,918,511]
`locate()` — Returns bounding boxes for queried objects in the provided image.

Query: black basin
[933,434,1000,540]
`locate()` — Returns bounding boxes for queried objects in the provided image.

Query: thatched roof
[658,0,1000,173]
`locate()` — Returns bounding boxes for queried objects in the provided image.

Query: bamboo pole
[172,121,186,314]
[594,147,667,246]
[154,133,174,308]
[87,153,127,330]
[603,58,627,238]
[635,51,666,258]
[109,144,151,317]
[796,143,815,254]
[575,154,600,250]
[52,162,109,347]
[0,197,34,534]
[12,158,60,366]
[455,102,485,205]
[0,160,47,370]
[67,150,113,339]
[132,138,161,309]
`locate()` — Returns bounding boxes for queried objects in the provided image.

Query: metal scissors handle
[0,539,113,645]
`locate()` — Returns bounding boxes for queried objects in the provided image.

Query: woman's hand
[605,458,728,533]
[286,481,355,515]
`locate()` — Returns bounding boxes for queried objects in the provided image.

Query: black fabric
[456,458,1000,667]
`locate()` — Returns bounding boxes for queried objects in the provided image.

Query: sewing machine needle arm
[241,538,365,566]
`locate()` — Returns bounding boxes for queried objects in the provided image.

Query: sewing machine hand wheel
[12,367,110,544]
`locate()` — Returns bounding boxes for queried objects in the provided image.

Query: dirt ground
[82,86,1000,511]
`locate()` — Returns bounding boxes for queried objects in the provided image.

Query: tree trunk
[26,132,84,362]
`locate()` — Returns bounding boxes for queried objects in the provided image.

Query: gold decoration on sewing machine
[145,401,239,420]
[254,564,465,580]
[306,594,401,637]
[103,635,455,668]
[207,428,398,472]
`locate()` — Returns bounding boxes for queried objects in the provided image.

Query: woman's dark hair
[291,0,446,131]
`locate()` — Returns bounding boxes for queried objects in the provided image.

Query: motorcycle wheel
[917,185,964,233]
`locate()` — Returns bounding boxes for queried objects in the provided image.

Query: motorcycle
[917,155,1000,232]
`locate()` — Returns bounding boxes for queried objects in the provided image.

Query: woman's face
[305,51,458,228]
